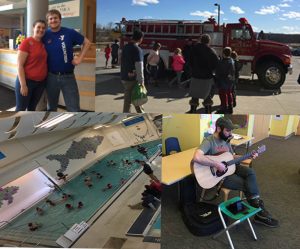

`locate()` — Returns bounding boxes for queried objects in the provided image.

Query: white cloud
[190,10,216,18]
[132,0,159,6]
[230,6,245,14]
[279,17,287,20]
[282,25,300,34]
[190,8,224,19]
[278,3,290,7]
[255,6,280,15]
[252,26,260,32]
[282,11,300,19]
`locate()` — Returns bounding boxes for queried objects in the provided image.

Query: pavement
[95,52,300,114]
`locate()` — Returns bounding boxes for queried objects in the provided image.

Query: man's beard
[219,130,233,143]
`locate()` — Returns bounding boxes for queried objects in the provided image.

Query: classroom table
[162,147,197,186]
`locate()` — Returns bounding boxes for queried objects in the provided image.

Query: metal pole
[218,5,220,27]
[214,3,220,30]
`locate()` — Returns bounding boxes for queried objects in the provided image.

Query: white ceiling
[0,112,141,143]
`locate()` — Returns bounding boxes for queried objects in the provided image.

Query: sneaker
[253,214,279,228]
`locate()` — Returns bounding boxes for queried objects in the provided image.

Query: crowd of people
[119,30,244,114]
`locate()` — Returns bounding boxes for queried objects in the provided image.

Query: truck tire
[257,62,286,89]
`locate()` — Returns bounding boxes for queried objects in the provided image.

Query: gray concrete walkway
[96,54,300,114]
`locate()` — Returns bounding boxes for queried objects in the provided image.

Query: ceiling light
[0,4,13,11]
[35,113,75,129]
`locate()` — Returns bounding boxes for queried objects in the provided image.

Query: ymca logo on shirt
[59,35,65,41]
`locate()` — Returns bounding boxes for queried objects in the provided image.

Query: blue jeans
[222,165,260,199]
[15,77,45,111]
[46,72,80,112]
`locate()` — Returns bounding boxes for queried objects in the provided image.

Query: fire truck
[119,17,293,89]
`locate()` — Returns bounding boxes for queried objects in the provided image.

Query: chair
[165,137,181,155]
[213,196,262,249]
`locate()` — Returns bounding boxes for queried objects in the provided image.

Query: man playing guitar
[192,117,278,228]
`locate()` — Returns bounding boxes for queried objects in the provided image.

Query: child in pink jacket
[169,48,185,87]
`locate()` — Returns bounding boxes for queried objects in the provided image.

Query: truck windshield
[231,28,251,40]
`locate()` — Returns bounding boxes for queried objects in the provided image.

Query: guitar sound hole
[216,162,228,177]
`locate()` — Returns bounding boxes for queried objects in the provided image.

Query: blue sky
[98,0,300,34]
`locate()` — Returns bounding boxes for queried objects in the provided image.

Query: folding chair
[213,196,262,249]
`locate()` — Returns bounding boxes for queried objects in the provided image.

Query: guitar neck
[227,152,252,166]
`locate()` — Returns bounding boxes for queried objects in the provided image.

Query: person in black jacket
[215,47,235,114]
[231,51,243,107]
[182,39,193,87]
[111,40,119,68]
[188,34,219,113]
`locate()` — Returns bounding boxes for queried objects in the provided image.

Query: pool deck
[73,156,161,249]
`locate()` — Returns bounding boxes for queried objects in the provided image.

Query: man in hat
[192,117,279,227]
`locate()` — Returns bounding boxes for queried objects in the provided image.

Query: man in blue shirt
[120,30,145,113]
[43,9,91,111]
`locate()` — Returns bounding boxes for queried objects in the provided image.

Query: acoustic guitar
[193,145,266,189]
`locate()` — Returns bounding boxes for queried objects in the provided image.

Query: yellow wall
[270,115,295,137]
[286,116,295,137]
[162,114,200,154]
[247,115,255,137]
[292,116,300,133]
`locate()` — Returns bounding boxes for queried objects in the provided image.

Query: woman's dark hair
[132,30,144,41]
[201,34,211,44]
[153,42,161,50]
[33,19,47,27]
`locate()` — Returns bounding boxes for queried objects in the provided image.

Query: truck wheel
[257,62,285,89]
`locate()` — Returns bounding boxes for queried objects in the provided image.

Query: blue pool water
[152,214,161,230]
[144,211,161,243]
[0,140,160,246]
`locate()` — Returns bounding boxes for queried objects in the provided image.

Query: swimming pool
[0,140,160,247]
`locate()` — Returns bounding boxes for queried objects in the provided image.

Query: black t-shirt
[143,163,153,175]
[121,42,143,81]
[111,43,119,56]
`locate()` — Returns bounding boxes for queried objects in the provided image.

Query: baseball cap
[216,117,239,130]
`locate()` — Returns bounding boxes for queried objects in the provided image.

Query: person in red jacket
[104,44,112,68]
[168,48,185,87]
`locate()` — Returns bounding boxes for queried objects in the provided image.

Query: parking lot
[95,52,300,114]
